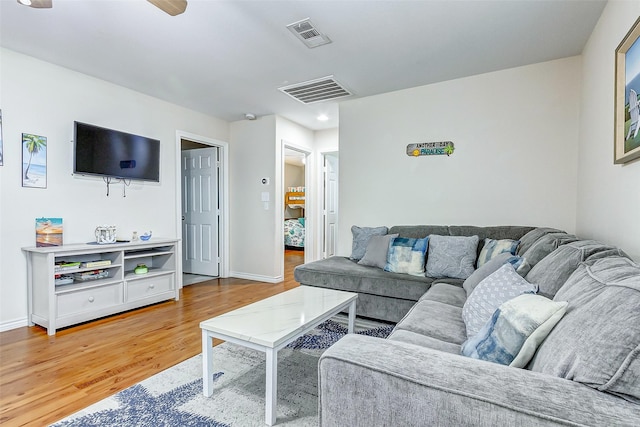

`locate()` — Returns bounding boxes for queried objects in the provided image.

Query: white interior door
[323,153,338,258]
[182,147,219,276]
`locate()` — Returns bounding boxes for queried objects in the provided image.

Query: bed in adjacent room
[284,218,305,249]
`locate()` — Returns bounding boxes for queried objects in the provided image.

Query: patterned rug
[51,319,394,427]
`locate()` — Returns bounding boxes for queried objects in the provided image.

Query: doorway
[283,146,309,277]
[177,133,229,286]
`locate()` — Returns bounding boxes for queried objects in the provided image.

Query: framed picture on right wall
[614,16,640,164]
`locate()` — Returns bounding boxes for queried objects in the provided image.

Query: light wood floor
[0,250,305,426]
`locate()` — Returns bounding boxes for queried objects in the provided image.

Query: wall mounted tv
[73,121,160,182]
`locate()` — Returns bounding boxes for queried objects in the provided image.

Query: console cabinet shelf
[23,239,179,335]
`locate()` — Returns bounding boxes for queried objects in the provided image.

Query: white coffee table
[200,285,358,426]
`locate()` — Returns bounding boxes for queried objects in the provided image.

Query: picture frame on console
[614,16,640,164]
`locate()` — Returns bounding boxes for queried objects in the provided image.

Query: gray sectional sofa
[294,225,640,426]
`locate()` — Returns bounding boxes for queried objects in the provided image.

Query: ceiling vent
[278,76,352,104]
[286,18,332,48]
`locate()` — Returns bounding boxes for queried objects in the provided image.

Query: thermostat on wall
[261,177,270,185]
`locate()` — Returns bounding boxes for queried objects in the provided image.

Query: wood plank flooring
[0,250,305,426]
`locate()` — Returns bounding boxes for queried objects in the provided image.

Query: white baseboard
[229,271,283,283]
[0,317,29,332]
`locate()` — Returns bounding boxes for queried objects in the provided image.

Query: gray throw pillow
[358,234,399,269]
[463,252,528,296]
[461,263,538,337]
[425,235,479,280]
[350,225,388,261]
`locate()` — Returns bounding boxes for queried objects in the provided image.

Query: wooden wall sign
[406,141,455,157]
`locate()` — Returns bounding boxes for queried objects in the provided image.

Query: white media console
[23,238,179,335]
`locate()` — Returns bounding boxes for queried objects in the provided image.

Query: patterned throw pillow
[461,294,567,367]
[477,238,519,267]
[461,264,538,337]
[425,235,479,280]
[383,237,429,276]
[350,225,388,261]
[463,253,530,297]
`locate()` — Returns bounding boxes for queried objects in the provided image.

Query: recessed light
[317,114,329,121]
[18,0,32,5]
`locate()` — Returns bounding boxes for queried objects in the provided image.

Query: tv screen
[74,121,160,182]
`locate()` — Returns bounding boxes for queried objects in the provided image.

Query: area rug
[51,318,394,427]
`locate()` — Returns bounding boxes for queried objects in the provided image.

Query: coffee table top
[200,286,357,348]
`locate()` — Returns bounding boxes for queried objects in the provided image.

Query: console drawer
[126,274,174,302]
[57,283,123,317]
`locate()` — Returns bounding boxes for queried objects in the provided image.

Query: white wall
[576,1,640,261]
[337,57,582,256]
[0,48,229,330]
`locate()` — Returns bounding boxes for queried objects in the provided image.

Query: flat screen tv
[74,121,160,182]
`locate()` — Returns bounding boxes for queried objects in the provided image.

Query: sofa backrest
[528,256,640,404]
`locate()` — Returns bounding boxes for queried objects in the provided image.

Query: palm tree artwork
[22,133,47,188]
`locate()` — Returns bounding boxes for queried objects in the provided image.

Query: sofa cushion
[425,234,479,280]
[393,299,467,345]
[525,240,624,298]
[520,232,578,267]
[384,237,428,276]
[350,225,388,261]
[463,253,529,297]
[462,264,538,337]
[387,329,461,354]
[516,227,564,256]
[461,294,567,368]
[294,256,433,301]
[528,256,640,403]
[477,238,519,267]
[419,282,466,308]
[357,233,398,269]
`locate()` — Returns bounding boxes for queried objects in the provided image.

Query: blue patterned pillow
[461,294,567,367]
[477,238,520,267]
[461,263,538,337]
[384,237,429,276]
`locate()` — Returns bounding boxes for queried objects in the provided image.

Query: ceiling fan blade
[16,0,52,8]
[147,0,187,16]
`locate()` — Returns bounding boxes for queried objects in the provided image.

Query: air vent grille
[278,76,352,104]
[286,18,331,48]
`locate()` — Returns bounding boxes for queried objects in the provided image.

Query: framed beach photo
[614,17,640,164]
[22,133,47,188]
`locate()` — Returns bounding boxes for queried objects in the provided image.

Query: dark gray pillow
[425,235,479,280]
[358,233,398,269]
[350,225,388,261]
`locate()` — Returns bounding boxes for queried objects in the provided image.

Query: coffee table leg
[202,330,214,397]
[265,348,278,425]
[347,300,356,333]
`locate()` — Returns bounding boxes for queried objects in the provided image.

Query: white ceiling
[0,0,606,131]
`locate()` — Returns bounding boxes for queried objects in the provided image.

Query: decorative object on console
[95,225,117,244]
[614,16,640,164]
[22,133,47,189]
[35,217,63,247]
[139,231,152,241]
[134,264,149,275]
[406,141,455,157]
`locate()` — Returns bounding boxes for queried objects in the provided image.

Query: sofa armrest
[319,335,639,427]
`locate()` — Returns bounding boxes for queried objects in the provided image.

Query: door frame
[175,130,229,284]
